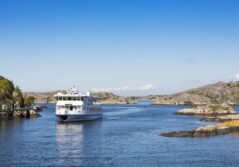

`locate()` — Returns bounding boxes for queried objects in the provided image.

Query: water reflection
[229,131,239,138]
[55,121,102,166]
[0,119,22,129]
[0,119,25,139]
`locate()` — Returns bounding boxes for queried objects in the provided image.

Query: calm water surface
[1,103,239,167]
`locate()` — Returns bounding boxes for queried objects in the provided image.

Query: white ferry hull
[56,113,102,122]
[54,88,102,122]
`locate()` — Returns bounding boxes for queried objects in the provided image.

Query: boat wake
[103,107,146,118]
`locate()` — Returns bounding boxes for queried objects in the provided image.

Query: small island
[161,120,239,137]
[161,104,239,137]
[176,104,236,116]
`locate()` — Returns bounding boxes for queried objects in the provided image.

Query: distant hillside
[92,92,137,104]
[153,81,239,105]
[24,91,64,104]
[25,91,137,104]
[23,81,239,105]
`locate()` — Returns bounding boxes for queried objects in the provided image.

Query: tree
[13,86,24,108]
[0,77,15,100]
[24,96,35,107]
[0,76,15,108]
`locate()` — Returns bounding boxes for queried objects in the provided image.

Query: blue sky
[1,0,239,95]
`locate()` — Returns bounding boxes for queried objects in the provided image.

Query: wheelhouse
[55,96,83,101]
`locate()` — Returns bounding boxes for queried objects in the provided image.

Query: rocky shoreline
[161,121,239,137]
[0,108,41,120]
[161,104,239,137]
[200,114,239,122]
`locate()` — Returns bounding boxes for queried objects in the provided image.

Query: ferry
[54,87,102,122]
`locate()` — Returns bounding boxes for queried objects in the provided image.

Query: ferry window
[63,97,67,101]
[59,97,63,101]
[77,97,81,101]
[72,97,77,101]
[68,97,72,101]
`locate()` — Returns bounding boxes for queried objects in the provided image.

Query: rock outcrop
[153,81,239,105]
[176,104,236,116]
[0,109,40,120]
[12,109,39,118]
[161,120,239,137]
[200,114,239,122]
[161,103,239,137]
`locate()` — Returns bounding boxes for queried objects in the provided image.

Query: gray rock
[176,104,236,116]
[201,114,239,122]
[161,125,239,137]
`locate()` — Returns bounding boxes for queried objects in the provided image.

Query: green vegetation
[0,75,35,110]
[91,92,136,104]
[209,104,231,112]
[13,86,24,108]
[24,96,36,107]
[0,76,14,100]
